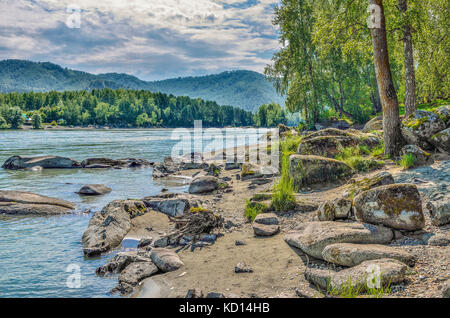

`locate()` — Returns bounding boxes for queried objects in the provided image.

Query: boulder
[150,248,184,272]
[188,176,219,194]
[77,184,112,195]
[235,262,253,273]
[322,243,416,267]
[431,128,450,154]
[143,193,198,217]
[118,261,159,286]
[425,199,450,226]
[297,135,360,158]
[186,289,204,298]
[353,184,425,231]
[289,155,354,188]
[342,171,395,199]
[362,115,383,132]
[81,158,152,169]
[433,105,450,127]
[0,190,75,215]
[402,110,446,149]
[427,234,450,247]
[2,155,80,170]
[400,145,434,166]
[284,221,393,260]
[96,251,150,276]
[253,213,280,236]
[317,198,352,221]
[240,163,263,180]
[305,258,407,291]
[82,200,147,256]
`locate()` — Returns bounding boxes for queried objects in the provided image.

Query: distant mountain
[0,60,285,111]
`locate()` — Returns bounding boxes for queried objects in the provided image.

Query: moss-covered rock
[400,144,434,166]
[342,171,395,199]
[362,115,383,133]
[402,110,446,149]
[353,183,425,231]
[431,128,450,154]
[317,198,352,221]
[297,135,360,158]
[289,155,354,188]
[433,105,450,128]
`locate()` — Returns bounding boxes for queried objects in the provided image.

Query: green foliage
[399,153,417,169]
[253,103,287,127]
[325,277,392,298]
[271,155,297,212]
[0,115,9,129]
[245,200,269,221]
[280,135,303,157]
[0,88,254,128]
[250,193,272,202]
[0,60,285,112]
[31,112,42,129]
[336,145,383,172]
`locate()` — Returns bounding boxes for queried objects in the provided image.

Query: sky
[0,0,281,80]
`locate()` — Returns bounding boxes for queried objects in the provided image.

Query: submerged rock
[81,157,152,169]
[305,258,407,291]
[77,184,112,195]
[289,155,354,188]
[0,190,75,215]
[284,221,393,260]
[353,184,425,231]
[322,243,415,267]
[82,200,148,256]
[2,155,80,170]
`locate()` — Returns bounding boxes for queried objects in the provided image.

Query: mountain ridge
[0,59,285,111]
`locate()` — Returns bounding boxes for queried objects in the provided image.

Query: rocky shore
[1,107,449,298]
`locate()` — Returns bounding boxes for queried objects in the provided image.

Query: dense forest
[0,60,285,112]
[265,0,448,127]
[0,89,259,128]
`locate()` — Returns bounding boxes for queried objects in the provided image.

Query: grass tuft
[399,153,417,169]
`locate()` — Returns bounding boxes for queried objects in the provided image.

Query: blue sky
[0,0,281,80]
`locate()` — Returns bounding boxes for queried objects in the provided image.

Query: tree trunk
[398,0,417,117]
[368,0,405,157]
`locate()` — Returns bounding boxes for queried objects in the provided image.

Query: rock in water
[289,155,353,188]
[431,128,450,154]
[77,184,112,195]
[150,248,184,272]
[400,145,434,166]
[305,258,407,291]
[284,221,393,260]
[82,200,147,256]
[118,261,159,286]
[353,184,425,231]
[188,176,219,194]
[322,243,416,267]
[0,190,75,215]
[253,213,280,236]
[2,155,80,170]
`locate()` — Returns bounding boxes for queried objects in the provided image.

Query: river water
[0,128,268,298]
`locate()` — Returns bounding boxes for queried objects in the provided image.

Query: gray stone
[253,223,280,237]
[322,243,416,267]
[2,155,80,170]
[305,258,407,291]
[442,280,450,298]
[0,190,75,215]
[317,198,352,221]
[96,251,150,276]
[186,289,204,298]
[284,221,393,260]
[235,262,253,273]
[400,145,434,166]
[433,105,450,127]
[353,184,425,231]
[77,184,112,195]
[342,171,395,199]
[402,110,446,149]
[363,115,383,132]
[143,193,198,217]
[254,213,279,225]
[150,248,184,272]
[297,135,361,158]
[118,261,159,286]
[427,233,450,246]
[188,176,219,194]
[431,128,450,154]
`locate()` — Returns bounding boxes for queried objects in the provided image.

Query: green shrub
[324,277,392,298]
[336,145,384,172]
[245,200,269,221]
[0,115,9,129]
[31,113,42,129]
[399,153,417,169]
[271,155,297,212]
[250,193,272,202]
[279,135,302,157]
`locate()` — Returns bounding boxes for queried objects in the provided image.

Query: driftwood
[169,210,224,239]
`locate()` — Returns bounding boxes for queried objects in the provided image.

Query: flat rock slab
[118,261,159,286]
[2,155,81,170]
[353,183,425,231]
[342,171,395,199]
[254,213,279,225]
[143,193,200,217]
[253,223,280,236]
[0,190,75,215]
[305,258,407,292]
[188,176,219,194]
[78,184,112,195]
[96,251,150,276]
[82,200,147,256]
[150,248,184,272]
[284,221,393,260]
[322,243,416,267]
